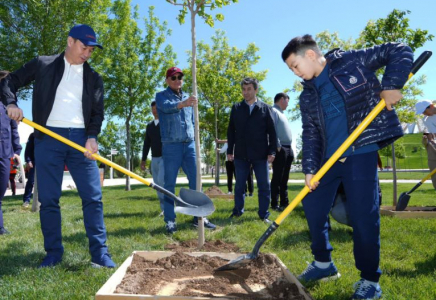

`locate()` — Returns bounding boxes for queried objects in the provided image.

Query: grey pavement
[6,176,432,198]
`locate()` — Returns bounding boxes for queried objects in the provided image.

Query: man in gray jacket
[270,93,294,211]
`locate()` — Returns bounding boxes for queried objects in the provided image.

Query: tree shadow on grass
[0,241,43,276]
[387,253,436,277]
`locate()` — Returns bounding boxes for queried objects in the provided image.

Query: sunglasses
[170,75,183,81]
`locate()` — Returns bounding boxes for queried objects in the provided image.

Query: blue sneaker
[38,255,62,268]
[91,253,116,268]
[297,261,340,283]
[193,217,217,230]
[352,279,382,300]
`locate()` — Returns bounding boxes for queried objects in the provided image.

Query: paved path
[5,175,432,198]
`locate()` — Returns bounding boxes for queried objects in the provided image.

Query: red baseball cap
[166,67,184,78]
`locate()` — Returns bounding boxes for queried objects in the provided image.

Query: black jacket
[0,52,104,139]
[24,132,35,163]
[299,42,413,174]
[227,99,277,160]
[142,121,162,160]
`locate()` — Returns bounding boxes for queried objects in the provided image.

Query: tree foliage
[101,2,176,189]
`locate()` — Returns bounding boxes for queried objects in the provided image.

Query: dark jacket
[300,42,413,174]
[142,121,162,160]
[0,52,104,139]
[24,132,35,163]
[227,99,277,160]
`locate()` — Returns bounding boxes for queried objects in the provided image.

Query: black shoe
[272,206,283,212]
[193,217,217,230]
[229,213,241,219]
[0,227,10,235]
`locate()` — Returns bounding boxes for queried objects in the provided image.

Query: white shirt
[423,115,436,134]
[154,119,159,126]
[46,57,85,128]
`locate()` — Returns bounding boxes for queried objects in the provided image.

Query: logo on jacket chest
[349,76,358,84]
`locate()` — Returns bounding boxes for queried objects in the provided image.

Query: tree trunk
[190,2,204,248]
[125,120,131,191]
[215,101,219,186]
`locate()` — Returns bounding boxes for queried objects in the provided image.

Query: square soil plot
[95,251,313,300]
[380,206,436,218]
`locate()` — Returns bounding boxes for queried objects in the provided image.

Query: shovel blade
[215,252,257,271]
[175,188,215,217]
[396,192,411,211]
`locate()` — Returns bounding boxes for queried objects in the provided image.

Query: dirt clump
[204,185,226,195]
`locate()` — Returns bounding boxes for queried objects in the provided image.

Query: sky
[17,0,436,155]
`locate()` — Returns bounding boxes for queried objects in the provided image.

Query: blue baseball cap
[68,24,103,49]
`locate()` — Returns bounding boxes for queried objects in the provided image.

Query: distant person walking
[415,100,436,189]
[141,101,165,214]
[23,132,35,208]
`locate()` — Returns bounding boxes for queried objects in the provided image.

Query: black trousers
[270,145,294,208]
[225,161,253,194]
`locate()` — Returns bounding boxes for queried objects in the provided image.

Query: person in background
[415,99,436,189]
[227,77,277,223]
[282,34,412,300]
[0,70,22,235]
[270,93,294,211]
[0,25,115,268]
[155,67,217,234]
[22,132,35,208]
[9,157,18,196]
[141,101,165,215]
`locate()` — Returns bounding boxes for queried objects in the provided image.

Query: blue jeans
[151,156,165,211]
[162,141,196,223]
[233,158,270,220]
[23,166,35,203]
[302,151,381,282]
[35,127,108,260]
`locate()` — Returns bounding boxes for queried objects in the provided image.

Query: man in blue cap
[0,24,115,268]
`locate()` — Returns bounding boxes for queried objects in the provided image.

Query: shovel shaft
[22,118,154,186]
[421,167,436,184]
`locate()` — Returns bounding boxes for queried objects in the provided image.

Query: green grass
[0,182,435,300]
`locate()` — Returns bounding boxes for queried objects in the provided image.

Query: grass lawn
[0,182,435,300]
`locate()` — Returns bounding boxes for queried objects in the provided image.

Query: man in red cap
[0,24,115,268]
[155,67,217,234]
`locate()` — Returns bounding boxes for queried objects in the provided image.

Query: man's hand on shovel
[381,89,403,111]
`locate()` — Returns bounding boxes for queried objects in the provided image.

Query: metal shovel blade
[175,188,215,217]
[396,192,411,211]
[215,252,257,271]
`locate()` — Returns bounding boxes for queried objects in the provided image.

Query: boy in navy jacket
[281,34,413,300]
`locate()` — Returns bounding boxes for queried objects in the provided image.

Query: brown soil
[204,185,226,195]
[115,240,311,299]
[164,240,240,253]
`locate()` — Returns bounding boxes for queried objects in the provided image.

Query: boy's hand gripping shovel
[396,167,436,211]
[21,119,215,217]
[216,51,432,272]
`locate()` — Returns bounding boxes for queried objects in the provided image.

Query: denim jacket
[299,42,413,174]
[155,87,195,143]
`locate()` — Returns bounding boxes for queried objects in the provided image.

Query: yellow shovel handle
[422,167,436,183]
[22,118,153,187]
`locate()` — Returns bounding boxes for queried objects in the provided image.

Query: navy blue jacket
[300,42,413,174]
[227,99,277,160]
[0,52,104,139]
[0,104,21,159]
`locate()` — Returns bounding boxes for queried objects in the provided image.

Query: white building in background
[402,118,426,134]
